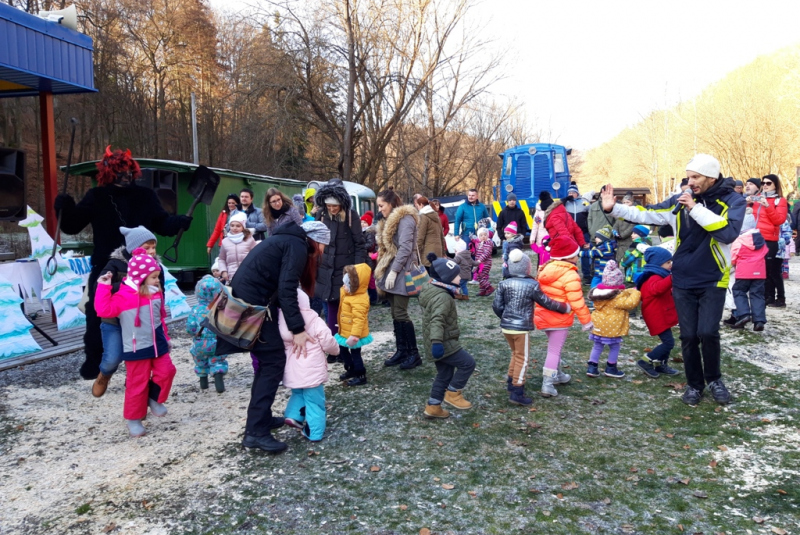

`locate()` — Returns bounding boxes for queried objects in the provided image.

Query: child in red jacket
[634,247,680,378]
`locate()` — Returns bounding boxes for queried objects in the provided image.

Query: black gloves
[178,215,193,230]
[54,193,74,213]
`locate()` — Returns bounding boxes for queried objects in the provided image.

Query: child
[580,225,617,289]
[92,226,164,398]
[621,225,652,283]
[729,229,768,331]
[534,235,593,397]
[586,261,641,378]
[94,248,176,437]
[336,263,374,385]
[493,248,571,405]
[635,247,681,376]
[210,257,221,280]
[656,225,676,254]
[279,288,340,442]
[420,255,476,419]
[187,275,226,392]
[453,237,479,299]
[218,211,257,283]
[501,221,525,279]
[474,227,494,296]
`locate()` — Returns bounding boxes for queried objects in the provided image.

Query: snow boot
[554,365,571,385]
[384,320,408,367]
[92,372,111,398]
[147,398,168,417]
[126,419,146,437]
[399,322,422,370]
[199,376,209,390]
[540,375,558,397]
[214,373,225,393]
[444,390,472,410]
[509,384,533,406]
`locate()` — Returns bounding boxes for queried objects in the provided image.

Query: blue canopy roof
[0,3,96,98]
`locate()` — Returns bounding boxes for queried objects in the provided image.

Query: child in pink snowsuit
[94,248,176,438]
[474,228,494,296]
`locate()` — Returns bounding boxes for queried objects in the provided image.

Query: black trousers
[673,286,726,391]
[764,240,785,302]
[245,348,287,437]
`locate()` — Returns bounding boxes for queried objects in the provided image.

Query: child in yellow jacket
[336,263,374,386]
[585,260,641,378]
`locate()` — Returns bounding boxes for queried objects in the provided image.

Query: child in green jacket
[621,225,652,283]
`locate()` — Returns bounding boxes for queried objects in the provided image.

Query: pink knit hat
[505,221,518,235]
[599,260,625,289]
[126,247,160,288]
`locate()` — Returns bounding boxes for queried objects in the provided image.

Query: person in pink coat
[218,211,257,283]
[279,288,340,442]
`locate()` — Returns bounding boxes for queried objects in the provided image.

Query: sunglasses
[763,181,773,185]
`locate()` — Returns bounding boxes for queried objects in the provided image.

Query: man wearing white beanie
[599,153,746,408]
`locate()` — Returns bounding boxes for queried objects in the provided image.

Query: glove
[385,271,398,289]
[178,215,193,230]
[582,321,594,332]
[54,193,74,212]
[563,303,572,314]
[431,342,444,359]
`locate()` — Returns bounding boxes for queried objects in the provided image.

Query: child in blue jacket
[187,275,225,393]
[580,225,617,288]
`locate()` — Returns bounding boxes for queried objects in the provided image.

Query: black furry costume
[55,184,189,379]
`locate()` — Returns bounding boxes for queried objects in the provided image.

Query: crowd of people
[55,149,794,453]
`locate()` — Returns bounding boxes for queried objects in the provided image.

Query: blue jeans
[460,280,469,297]
[648,328,675,362]
[99,322,123,376]
[284,385,326,441]
[732,278,766,323]
[672,286,726,391]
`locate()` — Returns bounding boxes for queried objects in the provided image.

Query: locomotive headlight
[505,184,513,192]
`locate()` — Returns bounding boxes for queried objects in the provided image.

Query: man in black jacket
[496,193,530,241]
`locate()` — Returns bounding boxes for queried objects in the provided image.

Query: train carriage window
[504,155,513,176]
[554,153,565,174]
[137,169,178,215]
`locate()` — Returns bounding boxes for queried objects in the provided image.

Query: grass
[171,263,800,534]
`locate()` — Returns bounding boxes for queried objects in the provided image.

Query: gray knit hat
[120,226,157,252]
[301,221,331,245]
[507,248,531,278]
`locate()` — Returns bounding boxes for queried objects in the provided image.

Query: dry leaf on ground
[370,466,380,472]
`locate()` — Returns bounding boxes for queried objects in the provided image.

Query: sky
[209,0,800,151]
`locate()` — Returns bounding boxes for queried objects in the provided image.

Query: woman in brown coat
[415,195,447,269]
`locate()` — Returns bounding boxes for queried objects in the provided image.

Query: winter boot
[554,365,571,385]
[586,362,600,377]
[242,433,287,453]
[399,322,422,370]
[509,384,533,406]
[540,375,558,397]
[767,299,786,308]
[147,398,168,417]
[92,372,111,398]
[507,375,513,391]
[126,419,146,437]
[384,320,408,367]
[653,359,680,375]
[424,404,450,419]
[214,373,225,393]
[199,376,209,390]
[346,350,367,385]
[604,363,625,378]
[347,374,367,386]
[636,356,660,378]
[444,390,472,410]
[722,314,737,326]
[732,315,750,329]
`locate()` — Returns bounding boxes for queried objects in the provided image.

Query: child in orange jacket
[534,235,593,398]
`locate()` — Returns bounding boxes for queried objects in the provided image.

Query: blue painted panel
[514,155,532,200]
[533,153,552,199]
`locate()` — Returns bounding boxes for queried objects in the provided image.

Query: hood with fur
[315,181,352,213]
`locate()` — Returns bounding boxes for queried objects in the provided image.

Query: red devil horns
[104,145,113,158]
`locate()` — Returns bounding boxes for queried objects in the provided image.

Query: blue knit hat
[644,246,672,267]
[633,225,650,238]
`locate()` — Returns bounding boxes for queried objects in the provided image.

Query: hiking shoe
[540,376,558,397]
[444,390,472,410]
[424,404,450,419]
[722,315,737,326]
[214,373,225,394]
[586,362,600,377]
[284,417,304,430]
[681,386,702,407]
[637,358,660,378]
[242,433,287,453]
[732,315,750,329]
[92,372,111,398]
[509,385,533,406]
[126,419,145,437]
[604,363,625,378]
[707,379,731,404]
[753,322,765,332]
[653,360,680,375]
[347,374,367,387]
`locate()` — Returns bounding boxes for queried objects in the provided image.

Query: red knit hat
[548,235,581,260]
[361,210,374,226]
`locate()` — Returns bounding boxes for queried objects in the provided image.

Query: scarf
[226,231,244,244]
[270,204,289,220]
[635,265,670,290]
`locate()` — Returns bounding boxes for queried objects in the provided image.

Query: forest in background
[0,0,545,218]
[577,44,800,202]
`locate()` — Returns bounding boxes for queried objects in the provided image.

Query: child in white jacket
[279,288,340,442]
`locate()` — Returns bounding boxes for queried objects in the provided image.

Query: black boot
[347,374,367,386]
[214,373,225,393]
[347,348,367,385]
[242,433,287,453]
[384,320,408,367]
[400,321,422,370]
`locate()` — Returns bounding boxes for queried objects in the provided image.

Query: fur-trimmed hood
[110,245,162,265]
[374,204,419,283]
[315,181,351,213]
[588,286,623,301]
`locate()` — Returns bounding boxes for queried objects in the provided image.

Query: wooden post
[40,92,58,240]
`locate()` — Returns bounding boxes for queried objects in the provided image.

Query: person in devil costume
[54,146,192,380]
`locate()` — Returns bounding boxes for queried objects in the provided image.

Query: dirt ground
[1,258,799,535]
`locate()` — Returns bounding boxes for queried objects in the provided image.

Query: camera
[748,195,763,203]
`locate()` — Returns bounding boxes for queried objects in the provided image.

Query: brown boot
[424,404,450,419]
[92,372,111,398]
[444,390,472,410]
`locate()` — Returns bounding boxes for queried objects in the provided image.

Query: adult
[54,146,191,380]
[207,194,241,254]
[564,182,592,282]
[454,189,489,241]
[239,188,267,241]
[752,174,789,307]
[538,191,585,248]
[679,178,690,193]
[587,189,616,238]
[496,193,530,241]
[733,179,744,195]
[612,192,636,263]
[429,199,449,236]
[215,221,330,453]
[263,187,304,237]
[375,189,423,370]
[415,196,447,270]
[313,179,366,335]
[600,153,745,407]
